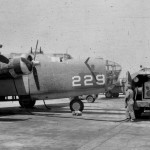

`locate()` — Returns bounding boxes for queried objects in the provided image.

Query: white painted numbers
[96,74,105,85]
[72,74,105,87]
[84,75,93,86]
[72,76,81,87]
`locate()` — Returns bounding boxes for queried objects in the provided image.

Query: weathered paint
[0,54,122,101]
[29,55,106,100]
[0,79,17,96]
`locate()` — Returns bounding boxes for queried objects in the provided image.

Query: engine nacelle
[0,54,33,78]
[9,54,33,78]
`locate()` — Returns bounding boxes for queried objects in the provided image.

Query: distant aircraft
[104,60,123,98]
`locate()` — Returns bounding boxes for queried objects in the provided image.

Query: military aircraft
[0,41,110,112]
[0,41,123,112]
[104,60,123,98]
[126,68,150,118]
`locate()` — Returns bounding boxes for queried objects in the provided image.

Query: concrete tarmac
[0,95,150,150]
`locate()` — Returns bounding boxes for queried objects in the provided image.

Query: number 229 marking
[72,74,105,87]
[72,76,81,86]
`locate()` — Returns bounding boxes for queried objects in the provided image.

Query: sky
[0,0,150,75]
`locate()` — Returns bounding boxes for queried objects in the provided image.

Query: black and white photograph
[0,0,150,149]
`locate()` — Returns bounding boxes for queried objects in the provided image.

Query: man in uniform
[125,84,135,122]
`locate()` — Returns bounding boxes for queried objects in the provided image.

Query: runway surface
[0,95,150,150]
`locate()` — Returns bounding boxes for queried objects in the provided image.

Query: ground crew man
[125,84,135,122]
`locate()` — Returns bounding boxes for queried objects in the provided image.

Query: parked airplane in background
[104,60,123,98]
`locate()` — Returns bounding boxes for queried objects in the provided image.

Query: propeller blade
[33,67,40,90]
[0,55,9,64]
[21,57,32,72]
[34,40,39,60]
[31,47,33,54]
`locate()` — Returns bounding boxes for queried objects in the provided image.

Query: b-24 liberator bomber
[0,42,121,112]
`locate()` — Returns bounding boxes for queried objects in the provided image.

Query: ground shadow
[98,97,124,101]
[0,118,30,122]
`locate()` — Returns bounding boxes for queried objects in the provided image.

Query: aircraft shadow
[85,108,125,111]
[0,118,30,122]
[0,104,150,122]
[97,97,124,101]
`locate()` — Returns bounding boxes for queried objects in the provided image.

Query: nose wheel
[70,98,84,112]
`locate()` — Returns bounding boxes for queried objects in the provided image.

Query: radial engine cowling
[8,54,33,78]
[0,54,34,78]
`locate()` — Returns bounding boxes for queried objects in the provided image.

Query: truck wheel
[70,99,84,112]
[112,93,119,98]
[19,96,36,108]
[134,108,144,118]
[86,95,95,103]
[105,91,112,98]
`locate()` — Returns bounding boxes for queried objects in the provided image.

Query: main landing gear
[19,95,36,108]
[69,97,84,112]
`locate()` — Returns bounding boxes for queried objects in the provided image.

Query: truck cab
[130,68,150,117]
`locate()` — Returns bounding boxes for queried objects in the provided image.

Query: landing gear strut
[69,97,84,112]
[19,95,36,108]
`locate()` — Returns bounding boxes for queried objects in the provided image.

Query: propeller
[21,57,33,72]
[33,66,40,90]
[34,40,38,60]
[0,55,9,64]
[32,40,40,90]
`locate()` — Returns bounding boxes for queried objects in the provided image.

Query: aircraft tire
[105,91,112,98]
[86,95,95,103]
[19,96,36,108]
[70,99,84,112]
[112,93,119,98]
